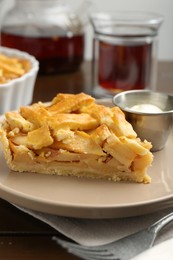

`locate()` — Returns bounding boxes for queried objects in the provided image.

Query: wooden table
[0,61,173,259]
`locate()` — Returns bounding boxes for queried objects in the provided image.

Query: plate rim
[0,99,173,218]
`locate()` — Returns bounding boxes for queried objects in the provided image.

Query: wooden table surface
[0,61,173,260]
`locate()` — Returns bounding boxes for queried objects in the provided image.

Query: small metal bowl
[113,90,173,152]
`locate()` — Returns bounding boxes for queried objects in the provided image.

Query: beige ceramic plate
[0,100,173,219]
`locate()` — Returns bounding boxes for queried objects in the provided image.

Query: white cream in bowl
[129,104,163,113]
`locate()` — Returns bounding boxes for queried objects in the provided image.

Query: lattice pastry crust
[0,93,153,183]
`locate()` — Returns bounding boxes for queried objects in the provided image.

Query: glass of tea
[90,12,164,98]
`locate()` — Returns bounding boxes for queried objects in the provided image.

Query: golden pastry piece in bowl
[0,92,153,183]
[0,47,39,114]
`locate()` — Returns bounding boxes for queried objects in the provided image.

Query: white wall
[1,0,173,61]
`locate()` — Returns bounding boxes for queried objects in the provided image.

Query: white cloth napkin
[14,205,173,247]
[132,237,173,260]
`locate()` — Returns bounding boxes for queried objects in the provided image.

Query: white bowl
[0,46,39,114]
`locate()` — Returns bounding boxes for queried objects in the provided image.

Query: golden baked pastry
[0,92,153,183]
[0,53,31,84]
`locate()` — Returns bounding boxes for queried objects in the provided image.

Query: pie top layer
[0,92,153,183]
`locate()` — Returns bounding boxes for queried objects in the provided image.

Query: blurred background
[0,0,173,62]
[83,0,173,62]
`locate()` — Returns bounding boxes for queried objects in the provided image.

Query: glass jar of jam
[1,0,85,74]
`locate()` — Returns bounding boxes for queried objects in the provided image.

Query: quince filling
[0,92,153,183]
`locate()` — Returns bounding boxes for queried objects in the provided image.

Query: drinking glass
[90,12,164,98]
